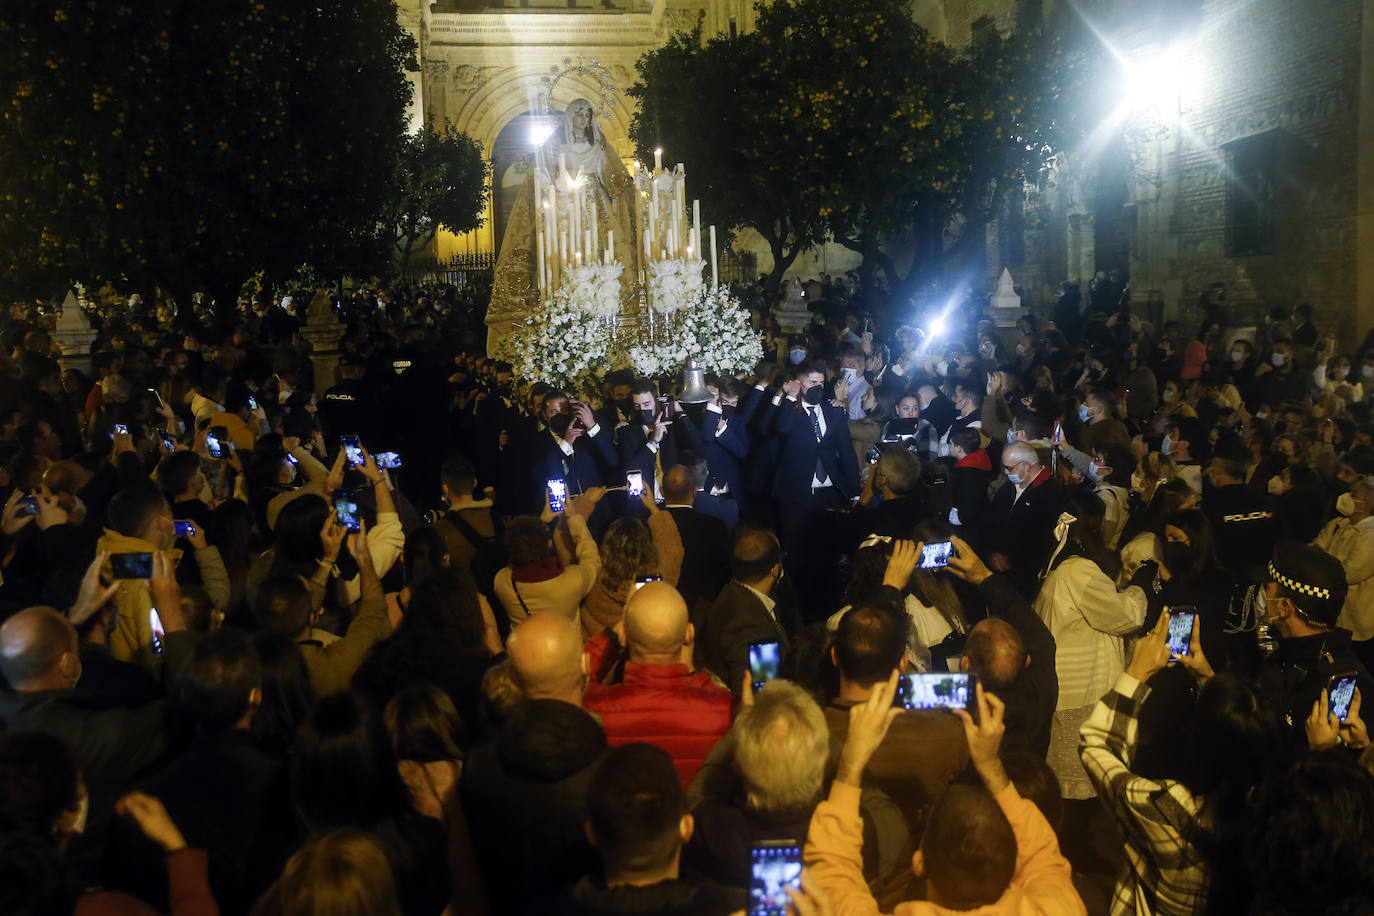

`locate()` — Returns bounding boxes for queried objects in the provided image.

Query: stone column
[299,289,345,397]
[52,290,98,376]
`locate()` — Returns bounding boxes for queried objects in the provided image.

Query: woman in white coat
[1035,492,1152,798]
[1312,476,1374,652]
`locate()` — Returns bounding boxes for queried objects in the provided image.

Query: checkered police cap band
[1268,561,1332,601]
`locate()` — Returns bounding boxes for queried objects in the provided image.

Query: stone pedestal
[299,289,346,396]
[773,277,811,335]
[991,268,1022,328]
[52,290,98,376]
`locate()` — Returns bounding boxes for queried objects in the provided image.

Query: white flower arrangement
[646,258,705,314]
[508,285,625,397]
[563,261,624,319]
[630,284,762,378]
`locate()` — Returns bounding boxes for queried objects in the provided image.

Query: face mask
[1267,475,1286,496]
[935,360,950,377]
[1271,353,1287,367]
[1230,350,1245,363]
[1161,540,1192,573]
[1006,471,1023,486]
[1016,344,1030,357]
[980,342,995,356]
[721,405,737,420]
[1333,368,1348,380]
[1006,429,1017,444]
[615,397,633,415]
[1364,365,1374,379]
[789,349,807,365]
[1078,404,1091,423]
[802,385,825,406]
[638,409,656,426]
[1131,470,1146,491]
[842,367,858,381]
[1337,492,1357,516]
[1161,435,1173,455]
[938,441,951,458]
[1087,461,1103,481]
[1162,389,1177,404]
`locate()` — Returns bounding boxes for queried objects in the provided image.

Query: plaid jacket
[1079,673,1210,916]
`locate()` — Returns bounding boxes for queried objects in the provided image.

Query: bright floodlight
[1122,46,1195,116]
[928,314,947,338]
[529,122,556,146]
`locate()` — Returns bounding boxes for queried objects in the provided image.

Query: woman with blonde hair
[251,829,402,916]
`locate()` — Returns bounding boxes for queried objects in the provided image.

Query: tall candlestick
[644,228,651,258]
[709,225,718,288]
[586,229,593,264]
[654,148,663,172]
[607,229,614,257]
[536,228,546,292]
[558,153,567,177]
[692,199,701,238]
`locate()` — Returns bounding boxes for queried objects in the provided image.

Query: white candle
[693,198,701,238]
[654,148,663,172]
[536,228,546,291]
[648,192,657,251]
[586,229,593,264]
[603,248,612,266]
[607,229,614,257]
[644,228,651,258]
[710,225,718,287]
[559,153,567,176]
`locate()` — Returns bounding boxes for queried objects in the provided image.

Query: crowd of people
[2,276,1374,916]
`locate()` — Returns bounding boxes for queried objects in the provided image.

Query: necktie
[808,407,828,483]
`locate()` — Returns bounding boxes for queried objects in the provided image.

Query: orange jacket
[804,781,1085,916]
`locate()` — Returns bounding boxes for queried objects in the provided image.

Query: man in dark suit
[617,379,686,502]
[693,379,766,508]
[661,465,731,616]
[529,394,616,500]
[696,529,800,693]
[768,364,860,620]
[980,441,1065,599]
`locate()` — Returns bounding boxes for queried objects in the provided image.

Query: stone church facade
[403,0,1374,336]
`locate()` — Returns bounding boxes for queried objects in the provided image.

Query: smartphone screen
[248,395,259,411]
[174,520,195,538]
[147,387,164,408]
[1167,609,1197,658]
[205,431,224,459]
[1330,674,1358,723]
[333,491,361,532]
[375,451,402,469]
[547,478,567,512]
[112,423,129,436]
[340,436,364,467]
[895,672,976,713]
[18,492,39,517]
[749,841,802,916]
[149,608,165,656]
[110,552,154,579]
[626,470,644,498]
[633,575,662,592]
[157,429,175,451]
[749,641,781,693]
[919,541,953,569]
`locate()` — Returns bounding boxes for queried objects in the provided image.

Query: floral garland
[646,257,705,314]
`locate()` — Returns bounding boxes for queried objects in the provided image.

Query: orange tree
[0,0,416,303]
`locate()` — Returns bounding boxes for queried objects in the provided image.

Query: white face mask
[937,441,951,458]
[1162,389,1177,404]
[1364,365,1374,379]
[1088,461,1105,482]
[1161,435,1174,455]
[1267,475,1286,496]
[1271,353,1287,367]
[1337,492,1358,516]
[1016,344,1030,356]
[1006,429,1017,444]
[1230,350,1245,363]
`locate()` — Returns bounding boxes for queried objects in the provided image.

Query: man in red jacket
[583,582,733,788]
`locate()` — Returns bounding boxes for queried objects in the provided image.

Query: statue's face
[571,106,591,132]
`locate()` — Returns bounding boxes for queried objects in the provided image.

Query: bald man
[583,582,733,788]
[0,593,193,875]
[980,440,1064,599]
[462,611,608,913]
[946,535,1058,757]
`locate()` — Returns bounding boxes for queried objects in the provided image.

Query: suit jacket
[696,581,799,692]
[666,505,732,614]
[981,468,1065,598]
[768,397,860,502]
[694,387,766,497]
[617,420,683,485]
[529,424,616,498]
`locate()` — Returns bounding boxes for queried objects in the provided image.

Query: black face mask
[549,413,573,437]
[802,385,825,406]
[1161,541,1192,576]
[721,404,738,420]
[639,408,656,426]
[615,397,634,416]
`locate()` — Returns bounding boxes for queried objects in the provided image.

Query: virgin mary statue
[488,99,638,351]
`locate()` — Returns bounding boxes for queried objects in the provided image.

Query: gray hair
[733,680,829,815]
[877,448,922,496]
[1003,441,1038,469]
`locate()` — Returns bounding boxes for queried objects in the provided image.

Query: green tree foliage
[383,123,491,268]
[629,27,829,290]
[0,0,417,300]
[629,1,1091,298]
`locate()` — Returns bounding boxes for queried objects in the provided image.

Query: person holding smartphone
[807,671,1083,913]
